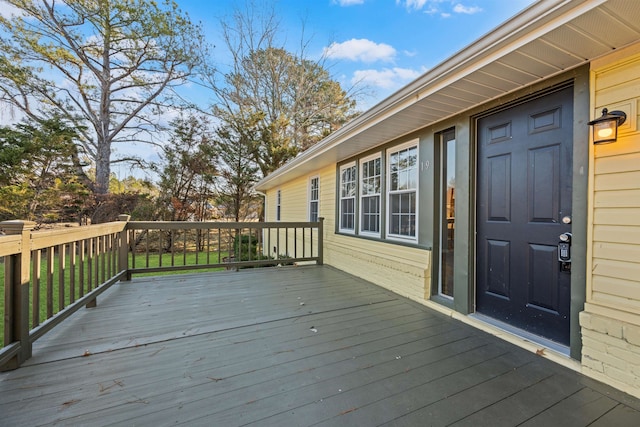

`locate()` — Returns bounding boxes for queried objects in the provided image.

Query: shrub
[233,234,259,261]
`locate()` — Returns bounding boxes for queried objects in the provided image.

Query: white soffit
[255,0,640,191]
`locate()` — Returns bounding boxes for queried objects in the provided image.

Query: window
[360,155,381,236]
[276,190,281,221]
[439,130,455,298]
[387,142,418,239]
[309,176,319,222]
[339,163,356,232]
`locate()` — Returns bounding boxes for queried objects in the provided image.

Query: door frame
[465,70,590,359]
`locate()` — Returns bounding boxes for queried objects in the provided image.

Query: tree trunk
[68,149,96,193]
[95,142,111,195]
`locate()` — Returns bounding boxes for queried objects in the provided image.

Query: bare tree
[204,0,358,177]
[0,0,207,193]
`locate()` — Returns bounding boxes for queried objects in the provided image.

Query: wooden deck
[1,266,640,426]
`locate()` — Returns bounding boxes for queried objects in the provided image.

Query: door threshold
[422,300,580,371]
[469,313,570,356]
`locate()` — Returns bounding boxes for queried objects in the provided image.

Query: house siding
[582,42,640,398]
[265,164,431,303]
[252,1,640,402]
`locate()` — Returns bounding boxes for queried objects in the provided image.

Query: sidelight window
[438,130,455,298]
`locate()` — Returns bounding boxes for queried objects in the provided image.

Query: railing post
[1,220,36,369]
[118,215,131,281]
[317,217,324,265]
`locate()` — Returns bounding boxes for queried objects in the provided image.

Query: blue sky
[0,0,537,179]
[178,0,536,110]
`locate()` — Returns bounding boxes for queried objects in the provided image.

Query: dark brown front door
[476,86,573,345]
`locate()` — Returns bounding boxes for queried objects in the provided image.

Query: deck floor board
[1,265,640,426]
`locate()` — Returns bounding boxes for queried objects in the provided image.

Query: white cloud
[396,0,483,15]
[396,0,429,11]
[352,67,422,90]
[423,6,439,15]
[324,39,396,63]
[453,3,482,14]
[333,0,365,5]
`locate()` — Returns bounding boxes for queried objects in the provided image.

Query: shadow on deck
[2,265,640,426]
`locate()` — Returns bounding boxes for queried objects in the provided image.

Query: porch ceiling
[255,0,640,191]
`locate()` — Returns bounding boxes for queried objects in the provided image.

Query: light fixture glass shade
[592,120,617,144]
[588,108,627,144]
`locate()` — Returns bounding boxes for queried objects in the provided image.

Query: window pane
[398,170,408,190]
[390,213,400,235]
[408,147,417,168]
[361,195,380,233]
[342,198,354,229]
[390,152,398,169]
[408,168,417,190]
[390,194,399,216]
[399,149,408,170]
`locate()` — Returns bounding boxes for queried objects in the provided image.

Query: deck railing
[0,217,323,370]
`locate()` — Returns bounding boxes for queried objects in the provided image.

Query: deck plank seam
[17,297,400,368]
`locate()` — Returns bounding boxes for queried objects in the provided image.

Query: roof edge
[254,0,599,192]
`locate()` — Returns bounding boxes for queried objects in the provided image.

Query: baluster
[58,244,65,311]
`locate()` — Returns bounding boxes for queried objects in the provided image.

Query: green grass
[130,250,229,276]
[0,250,230,348]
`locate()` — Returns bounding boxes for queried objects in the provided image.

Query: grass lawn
[0,251,228,348]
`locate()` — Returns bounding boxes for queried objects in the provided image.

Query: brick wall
[580,312,640,398]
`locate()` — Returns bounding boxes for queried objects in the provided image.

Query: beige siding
[325,235,430,302]
[582,42,640,398]
[589,44,640,316]
[263,172,323,258]
[265,163,430,303]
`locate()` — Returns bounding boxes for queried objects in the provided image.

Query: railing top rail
[0,234,22,258]
[30,222,127,251]
[127,220,322,230]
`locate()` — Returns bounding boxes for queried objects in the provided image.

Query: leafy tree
[213,112,261,222]
[0,117,91,222]
[208,2,358,178]
[0,0,207,194]
[154,115,217,222]
[85,173,157,223]
[109,174,156,195]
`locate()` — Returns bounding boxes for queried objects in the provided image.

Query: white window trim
[359,153,382,238]
[339,162,357,234]
[386,139,419,242]
[308,175,320,222]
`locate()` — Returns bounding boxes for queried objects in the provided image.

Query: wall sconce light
[588,108,627,144]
